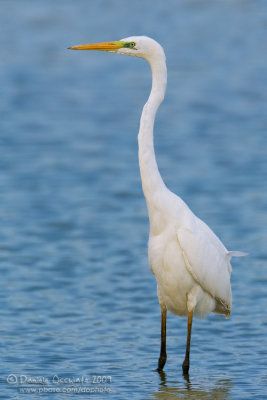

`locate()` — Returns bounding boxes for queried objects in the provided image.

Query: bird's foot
[157,354,167,372]
[182,359,189,375]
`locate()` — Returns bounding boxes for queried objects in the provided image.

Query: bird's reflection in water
[150,370,232,400]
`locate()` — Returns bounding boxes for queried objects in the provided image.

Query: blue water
[1,0,267,398]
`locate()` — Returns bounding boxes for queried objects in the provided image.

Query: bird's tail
[227,251,248,258]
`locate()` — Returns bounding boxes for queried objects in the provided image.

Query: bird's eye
[123,41,137,50]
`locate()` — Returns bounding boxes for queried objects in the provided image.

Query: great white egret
[68,36,246,374]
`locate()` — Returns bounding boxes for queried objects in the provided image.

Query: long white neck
[138,52,167,206]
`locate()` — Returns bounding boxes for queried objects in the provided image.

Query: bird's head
[68,36,164,63]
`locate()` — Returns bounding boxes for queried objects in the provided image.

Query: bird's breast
[148,232,195,316]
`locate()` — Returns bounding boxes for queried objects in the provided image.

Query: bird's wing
[177,221,232,311]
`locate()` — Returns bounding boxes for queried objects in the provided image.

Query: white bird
[69,36,246,374]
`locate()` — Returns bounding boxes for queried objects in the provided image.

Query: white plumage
[69,35,246,374]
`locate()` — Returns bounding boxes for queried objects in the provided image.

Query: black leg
[157,306,167,371]
[182,310,193,375]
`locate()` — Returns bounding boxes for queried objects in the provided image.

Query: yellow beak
[68,41,125,51]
